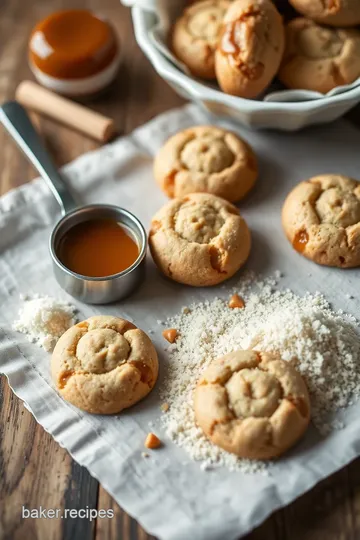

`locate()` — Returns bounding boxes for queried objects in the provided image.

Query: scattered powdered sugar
[13,294,77,352]
[160,271,360,473]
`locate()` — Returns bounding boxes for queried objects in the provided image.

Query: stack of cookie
[171,0,360,96]
[150,125,257,286]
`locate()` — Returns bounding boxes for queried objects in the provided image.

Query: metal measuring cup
[0,101,147,304]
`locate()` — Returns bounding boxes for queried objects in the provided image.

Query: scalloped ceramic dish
[131,6,360,131]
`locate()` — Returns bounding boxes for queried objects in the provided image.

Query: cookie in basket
[194,350,310,460]
[172,0,230,79]
[215,0,285,98]
[282,174,360,268]
[149,192,251,286]
[289,0,360,27]
[154,125,258,202]
[279,18,360,94]
[52,316,159,414]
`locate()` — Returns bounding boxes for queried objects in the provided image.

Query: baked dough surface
[215,0,285,98]
[279,18,360,93]
[194,350,310,459]
[282,174,360,268]
[154,125,258,202]
[149,192,251,286]
[51,316,159,414]
[172,0,230,79]
[289,0,360,27]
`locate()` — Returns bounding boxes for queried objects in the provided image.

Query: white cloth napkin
[0,104,359,540]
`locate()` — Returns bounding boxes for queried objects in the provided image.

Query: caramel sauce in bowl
[50,205,147,304]
[29,9,120,97]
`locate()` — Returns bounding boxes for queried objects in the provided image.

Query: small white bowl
[131,6,360,131]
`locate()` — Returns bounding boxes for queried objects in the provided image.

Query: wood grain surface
[0,1,360,540]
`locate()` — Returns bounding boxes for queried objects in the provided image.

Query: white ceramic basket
[129,3,360,130]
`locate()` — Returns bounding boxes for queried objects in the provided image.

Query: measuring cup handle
[0,101,78,215]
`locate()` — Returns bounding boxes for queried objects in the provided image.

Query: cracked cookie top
[215,0,284,98]
[289,0,360,27]
[172,0,230,79]
[154,126,258,203]
[282,174,360,268]
[149,193,251,286]
[194,350,310,460]
[51,316,159,414]
[279,18,360,94]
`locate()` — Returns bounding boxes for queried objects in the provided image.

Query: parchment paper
[0,104,359,540]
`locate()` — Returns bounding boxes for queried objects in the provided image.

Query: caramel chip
[163,328,179,343]
[145,433,162,449]
[228,294,245,309]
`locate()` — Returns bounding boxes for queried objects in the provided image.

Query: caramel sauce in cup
[58,219,139,278]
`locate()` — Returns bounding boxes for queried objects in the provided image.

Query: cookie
[289,0,360,27]
[282,174,360,268]
[194,350,310,460]
[172,0,230,79]
[149,192,251,286]
[154,126,258,202]
[51,316,159,414]
[279,18,360,94]
[215,0,285,98]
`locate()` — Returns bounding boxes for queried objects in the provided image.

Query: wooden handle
[15,81,116,143]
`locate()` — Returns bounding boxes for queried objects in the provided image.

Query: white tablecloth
[0,104,359,540]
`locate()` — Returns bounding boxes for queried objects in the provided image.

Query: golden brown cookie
[279,18,360,94]
[289,0,360,27]
[154,126,258,202]
[149,193,251,286]
[194,350,310,460]
[51,316,159,414]
[172,0,230,79]
[215,0,285,98]
[282,174,360,268]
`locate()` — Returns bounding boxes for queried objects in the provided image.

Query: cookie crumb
[162,328,179,343]
[161,402,170,413]
[141,452,150,458]
[145,433,162,449]
[228,294,245,309]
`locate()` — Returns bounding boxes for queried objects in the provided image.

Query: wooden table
[1,1,360,539]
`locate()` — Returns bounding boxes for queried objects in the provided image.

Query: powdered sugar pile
[13,294,77,352]
[160,272,360,472]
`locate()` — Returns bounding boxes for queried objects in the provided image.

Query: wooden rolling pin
[16,80,116,143]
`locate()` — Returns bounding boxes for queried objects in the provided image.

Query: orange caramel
[293,230,309,253]
[59,370,74,389]
[129,361,153,385]
[29,10,118,80]
[162,329,179,344]
[58,219,139,278]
